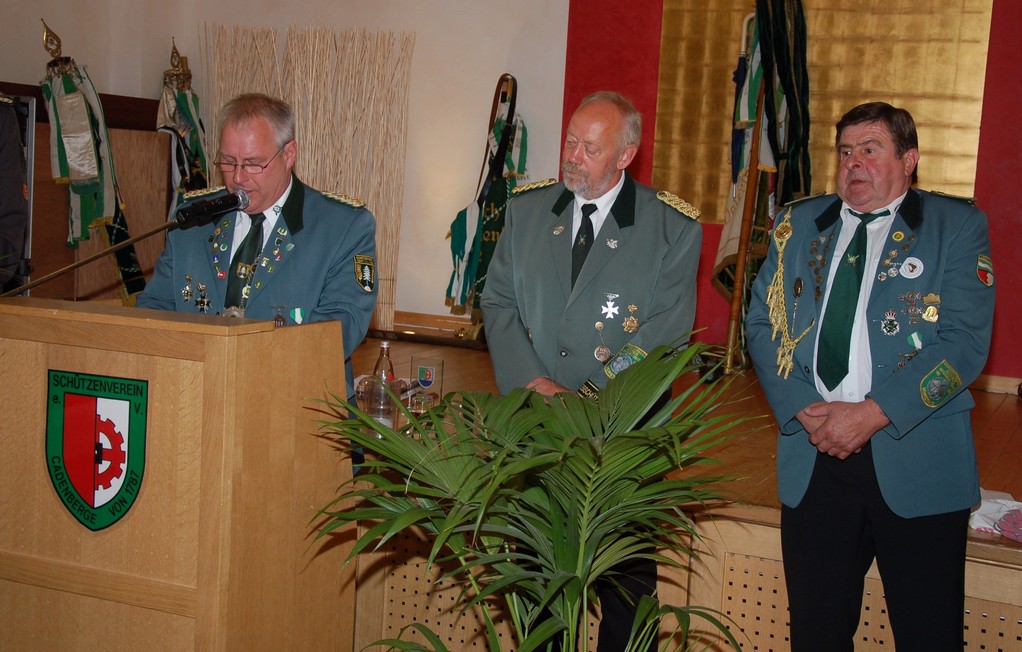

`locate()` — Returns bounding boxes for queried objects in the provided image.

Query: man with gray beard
[481,91,702,651]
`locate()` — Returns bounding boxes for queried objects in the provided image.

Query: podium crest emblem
[417,365,436,389]
[45,370,149,531]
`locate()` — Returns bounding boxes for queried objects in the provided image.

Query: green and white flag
[158,43,209,219]
[39,22,145,302]
[446,98,528,321]
[41,66,119,246]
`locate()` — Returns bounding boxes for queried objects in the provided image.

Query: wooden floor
[352,335,1022,547]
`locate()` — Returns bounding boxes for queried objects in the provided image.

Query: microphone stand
[0,216,195,299]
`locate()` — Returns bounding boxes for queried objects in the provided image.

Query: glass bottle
[359,376,394,429]
[373,340,395,382]
[356,340,397,429]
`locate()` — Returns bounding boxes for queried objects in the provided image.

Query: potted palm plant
[317,341,746,651]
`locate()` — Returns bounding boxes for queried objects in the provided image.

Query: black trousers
[552,388,671,652]
[595,556,657,652]
[781,443,970,652]
[593,389,671,652]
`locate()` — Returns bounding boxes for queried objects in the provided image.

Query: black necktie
[225,212,266,309]
[572,203,598,286]
[817,208,890,390]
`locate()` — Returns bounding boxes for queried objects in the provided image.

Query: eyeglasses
[213,145,284,175]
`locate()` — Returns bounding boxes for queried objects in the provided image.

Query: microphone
[174,188,250,229]
[2,187,253,298]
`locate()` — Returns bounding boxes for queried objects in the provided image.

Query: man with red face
[747,102,995,650]
[481,92,702,651]
[139,93,377,399]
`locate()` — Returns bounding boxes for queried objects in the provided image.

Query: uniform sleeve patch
[655,191,701,220]
[977,254,995,287]
[603,342,648,379]
[354,254,375,293]
[182,185,226,200]
[512,178,556,195]
[920,359,962,408]
[323,191,365,208]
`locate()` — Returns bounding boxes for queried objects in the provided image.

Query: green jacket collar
[279,173,305,235]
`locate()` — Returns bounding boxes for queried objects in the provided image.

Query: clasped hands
[796,398,891,459]
[526,376,572,396]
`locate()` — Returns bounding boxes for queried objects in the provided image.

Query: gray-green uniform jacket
[481,172,702,395]
[746,189,995,517]
[137,175,377,397]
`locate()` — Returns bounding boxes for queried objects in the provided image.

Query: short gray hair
[218,93,296,148]
[577,91,642,149]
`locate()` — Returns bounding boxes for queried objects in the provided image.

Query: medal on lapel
[594,322,613,363]
[195,283,210,313]
[622,304,639,333]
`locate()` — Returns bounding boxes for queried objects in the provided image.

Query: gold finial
[170,39,181,69]
[163,38,193,90]
[42,19,76,78]
[42,19,61,58]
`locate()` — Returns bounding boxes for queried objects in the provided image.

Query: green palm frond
[316,341,753,651]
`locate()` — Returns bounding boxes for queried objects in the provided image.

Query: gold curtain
[201,25,416,330]
[654,0,993,224]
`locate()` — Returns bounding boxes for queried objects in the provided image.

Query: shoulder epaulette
[323,191,365,208]
[928,189,976,206]
[0,96,13,106]
[512,178,556,195]
[182,185,226,200]
[655,191,700,220]
[779,192,828,209]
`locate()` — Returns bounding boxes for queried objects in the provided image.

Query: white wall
[1,0,569,317]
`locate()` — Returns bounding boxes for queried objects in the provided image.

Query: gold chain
[765,209,815,379]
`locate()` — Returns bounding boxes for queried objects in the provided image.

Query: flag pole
[0,219,177,299]
[724,80,765,374]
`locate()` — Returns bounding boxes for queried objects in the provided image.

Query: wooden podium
[0,298,357,651]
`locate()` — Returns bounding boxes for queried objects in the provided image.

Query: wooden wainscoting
[663,505,1022,651]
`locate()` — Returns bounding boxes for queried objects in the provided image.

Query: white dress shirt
[571,172,625,240]
[815,192,908,402]
[230,177,293,258]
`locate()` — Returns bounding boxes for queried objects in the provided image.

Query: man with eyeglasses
[138,93,377,399]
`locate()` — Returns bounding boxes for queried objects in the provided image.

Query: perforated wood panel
[720,553,790,650]
[717,551,1022,651]
[372,530,510,649]
[355,529,601,651]
[962,599,1022,650]
[355,521,1022,650]
[857,579,893,649]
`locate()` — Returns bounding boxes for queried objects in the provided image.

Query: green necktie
[817,209,890,390]
[225,212,266,309]
[572,203,597,286]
